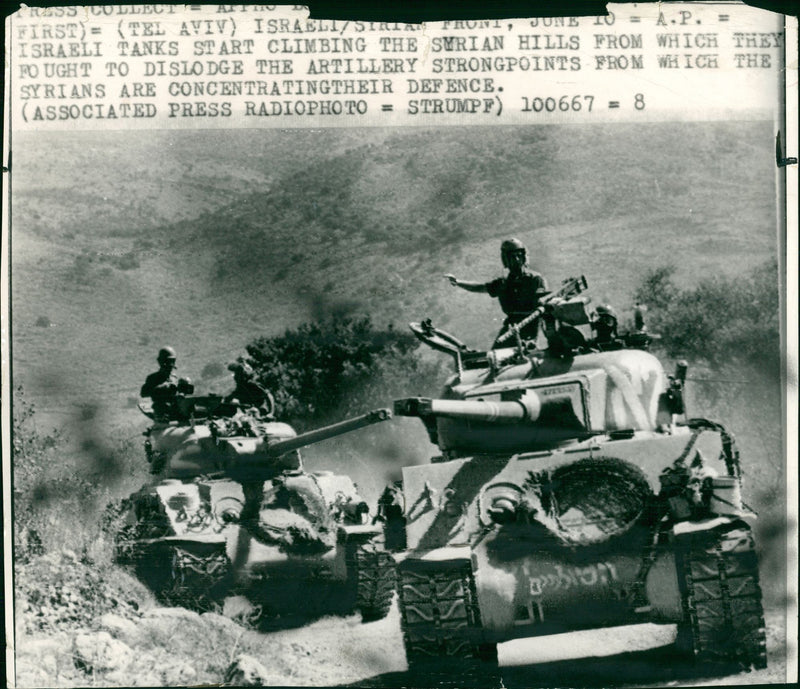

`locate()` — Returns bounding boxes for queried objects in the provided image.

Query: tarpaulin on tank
[438,349,667,454]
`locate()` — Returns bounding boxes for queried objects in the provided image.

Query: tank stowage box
[386,289,766,675]
[116,400,395,622]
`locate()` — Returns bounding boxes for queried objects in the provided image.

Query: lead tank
[385,278,766,674]
[116,397,395,622]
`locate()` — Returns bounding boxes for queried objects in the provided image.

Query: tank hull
[399,429,725,551]
[118,472,394,620]
[394,431,765,667]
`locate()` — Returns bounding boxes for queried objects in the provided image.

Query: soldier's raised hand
[444,274,458,287]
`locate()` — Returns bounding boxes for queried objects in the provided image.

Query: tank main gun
[216,408,393,480]
[395,396,541,424]
[264,407,393,456]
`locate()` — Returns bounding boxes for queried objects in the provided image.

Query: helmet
[228,362,254,379]
[593,305,618,341]
[157,346,177,365]
[595,304,618,321]
[500,238,527,268]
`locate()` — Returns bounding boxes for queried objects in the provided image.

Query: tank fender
[340,523,384,539]
[396,546,472,564]
[672,514,756,536]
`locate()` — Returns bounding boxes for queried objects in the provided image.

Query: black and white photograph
[3,2,797,687]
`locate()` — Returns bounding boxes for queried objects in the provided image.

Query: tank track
[676,522,767,669]
[398,560,498,677]
[143,543,231,613]
[351,539,396,622]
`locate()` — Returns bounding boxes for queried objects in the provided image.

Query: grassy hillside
[10,122,778,441]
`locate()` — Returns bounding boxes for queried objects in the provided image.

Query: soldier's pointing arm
[444,274,490,293]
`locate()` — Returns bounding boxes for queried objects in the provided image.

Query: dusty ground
[268,606,790,688]
[12,576,790,689]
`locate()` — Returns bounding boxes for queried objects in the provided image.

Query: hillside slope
[11,122,777,431]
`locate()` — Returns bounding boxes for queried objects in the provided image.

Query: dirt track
[245,605,788,687]
[11,550,789,688]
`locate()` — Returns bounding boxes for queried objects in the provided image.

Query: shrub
[245,315,445,428]
[12,388,145,562]
[634,259,780,374]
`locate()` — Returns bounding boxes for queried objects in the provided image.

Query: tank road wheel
[398,560,498,685]
[141,543,231,613]
[675,522,767,670]
[352,539,396,622]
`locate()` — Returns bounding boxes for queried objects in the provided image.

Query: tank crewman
[589,304,623,350]
[224,362,275,417]
[141,347,179,421]
[445,238,549,347]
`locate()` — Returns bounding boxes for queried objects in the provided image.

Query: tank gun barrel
[268,408,393,456]
[394,396,541,423]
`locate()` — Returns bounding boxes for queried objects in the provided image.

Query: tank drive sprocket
[398,560,498,682]
[675,522,767,669]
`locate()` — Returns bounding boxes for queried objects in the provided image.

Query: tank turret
[385,277,767,678]
[142,397,390,480]
[213,408,393,482]
[394,346,678,457]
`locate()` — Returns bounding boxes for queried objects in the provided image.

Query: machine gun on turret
[495,274,589,346]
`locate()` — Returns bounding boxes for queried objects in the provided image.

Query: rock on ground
[224,654,272,686]
[72,631,134,673]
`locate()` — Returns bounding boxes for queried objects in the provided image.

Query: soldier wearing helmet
[445,238,548,347]
[140,347,179,420]
[590,305,622,350]
[225,361,275,417]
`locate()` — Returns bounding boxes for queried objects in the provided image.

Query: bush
[12,388,145,562]
[245,315,445,428]
[634,259,780,374]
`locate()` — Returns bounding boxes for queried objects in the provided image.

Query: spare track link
[160,544,231,612]
[677,523,767,669]
[351,539,396,622]
[398,560,497,670]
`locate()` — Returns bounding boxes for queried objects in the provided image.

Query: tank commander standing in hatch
[445,238,549,348]
[141,347,179,421]
[225,362,275,418]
